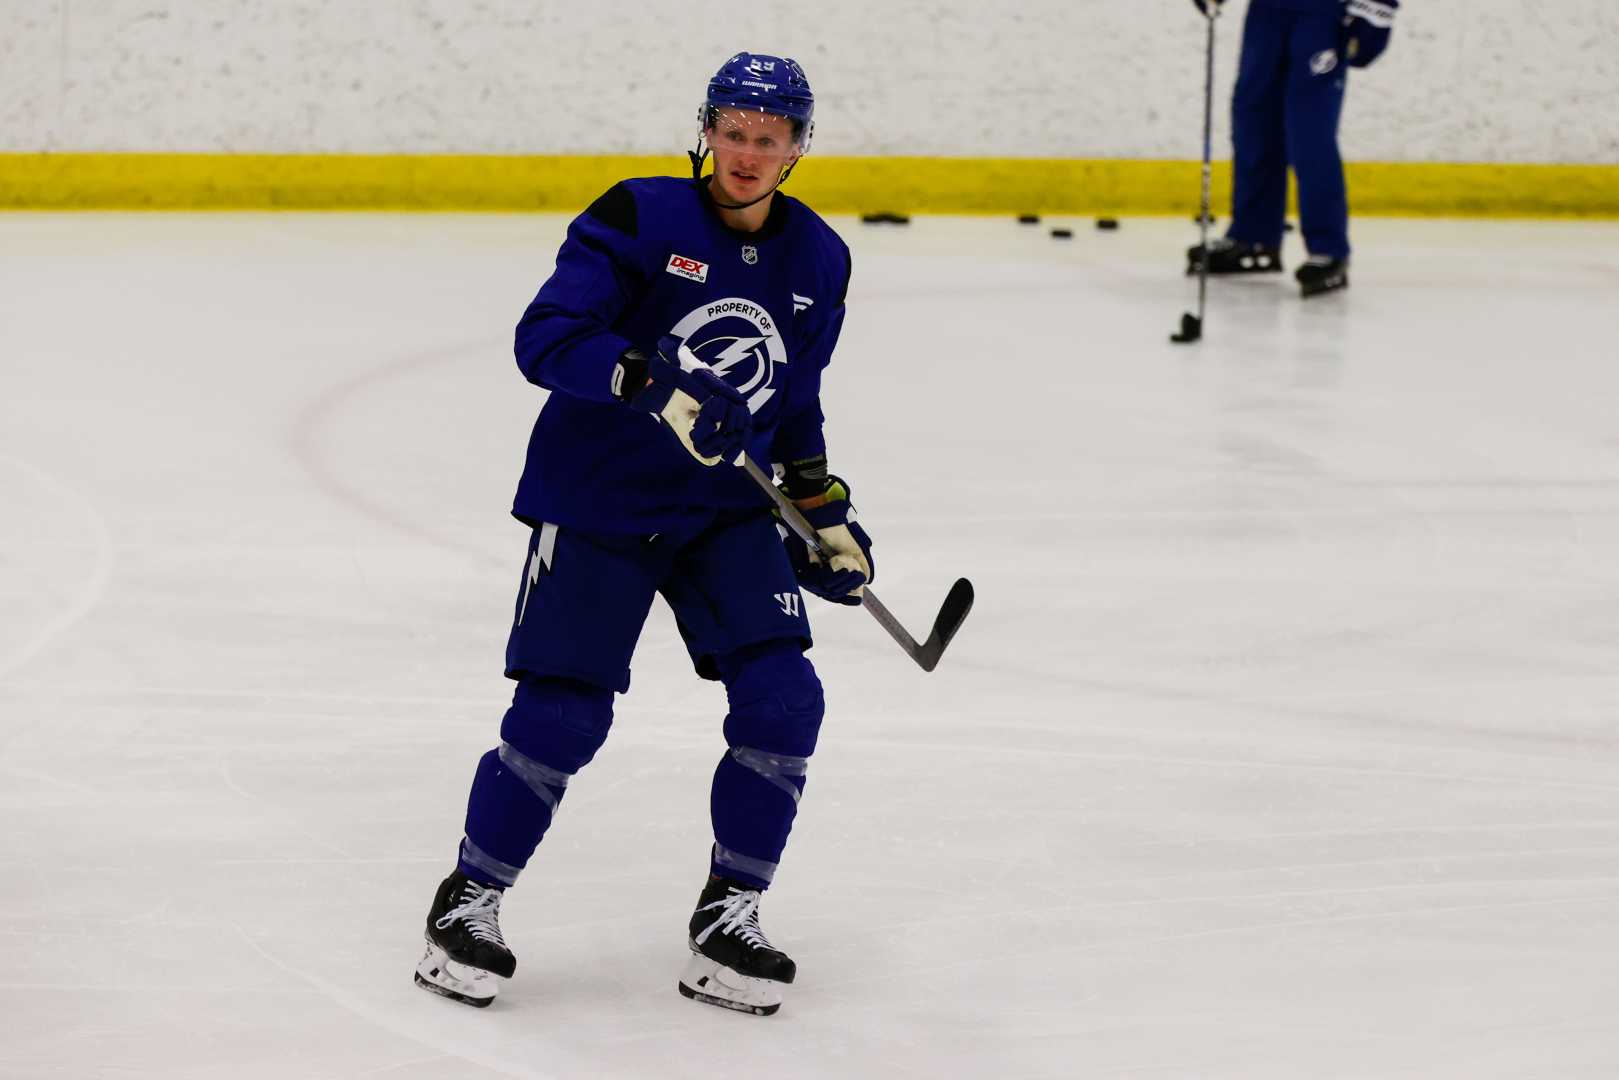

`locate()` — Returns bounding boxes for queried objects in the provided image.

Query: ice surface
[2,212,1618,1079]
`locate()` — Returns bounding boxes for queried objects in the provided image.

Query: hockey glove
[618,335,753,466]
[1342,0,1397,67]
[779,475,874,606]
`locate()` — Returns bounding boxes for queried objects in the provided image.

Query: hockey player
[1186,0,1399,296]
[413,52,870,1017]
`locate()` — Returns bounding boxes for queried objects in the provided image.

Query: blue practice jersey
[511,176,851,534]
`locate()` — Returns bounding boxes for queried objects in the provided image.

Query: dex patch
[666,254,709,283]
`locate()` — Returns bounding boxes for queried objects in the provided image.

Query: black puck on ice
[1050,227,1073,239]
[861,212,911,225]
[1017,213,1041,224]
[1096,217,1119,231]
[1283,221,1296,233]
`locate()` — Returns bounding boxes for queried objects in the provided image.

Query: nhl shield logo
[741,244,759,265]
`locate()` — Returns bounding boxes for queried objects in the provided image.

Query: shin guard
[458,676,614,887]
[709,643,825,888]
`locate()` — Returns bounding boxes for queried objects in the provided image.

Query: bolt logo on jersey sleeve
[670,298,787,415]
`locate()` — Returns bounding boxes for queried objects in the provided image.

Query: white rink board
[3,213,1619,1079]
[3,0,1619,163]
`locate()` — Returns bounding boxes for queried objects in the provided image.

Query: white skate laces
[437,883,508,949]
[694,887,776,951]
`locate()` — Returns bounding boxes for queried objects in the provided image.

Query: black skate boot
[1186,237,1284,275]
[414,871,516,1007]
[678,875,796,1016]
[1295,255,1349,297]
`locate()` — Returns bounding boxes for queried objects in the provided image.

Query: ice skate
[1186,237,1283,275]
[1296,255,1349,297]
[677,875,796,1017]
[414,871,516,1008]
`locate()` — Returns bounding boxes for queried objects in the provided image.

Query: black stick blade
[1169,312,1202,344]
[917,578,975,672]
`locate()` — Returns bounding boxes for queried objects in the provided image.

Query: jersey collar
[697,176,791,241]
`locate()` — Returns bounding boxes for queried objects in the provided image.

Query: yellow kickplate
[1,153,1614,218]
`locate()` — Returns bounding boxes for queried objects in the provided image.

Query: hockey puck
[1017,213,1040,224]
[861,212,911,225]
[1049,227,1073,240]
[1095,217,1119,231]
[1283,221,1296,233]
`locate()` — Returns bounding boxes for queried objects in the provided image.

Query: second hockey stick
[739,455,974,673]
[1172,5,1219,345]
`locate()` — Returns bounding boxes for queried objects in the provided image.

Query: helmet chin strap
[688,142,801,212]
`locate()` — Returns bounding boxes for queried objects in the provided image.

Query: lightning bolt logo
[669,298,788,415]
[517,523,558,626]
[706,335,770,390]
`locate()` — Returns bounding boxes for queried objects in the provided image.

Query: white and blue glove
[779,473,874,606]
[617,335,753,466]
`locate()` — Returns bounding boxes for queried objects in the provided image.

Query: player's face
[707,108,800,202]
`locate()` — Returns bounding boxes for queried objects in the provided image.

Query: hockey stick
[1172,5,1219,345]
[739,455,974,672]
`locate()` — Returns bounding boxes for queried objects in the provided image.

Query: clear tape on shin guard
[728,745,809,804]
[712,842,778,885]
[459,837,522,888]
[497,740,572,814]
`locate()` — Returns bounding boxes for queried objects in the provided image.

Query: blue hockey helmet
[700,52,815,153]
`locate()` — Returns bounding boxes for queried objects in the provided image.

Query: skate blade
[414,940,499,1008]
[1300,275,1348,298]
[677,954,783,1017]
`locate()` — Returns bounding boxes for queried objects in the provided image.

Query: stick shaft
[739,456,928,656]
[741,457,826,558]
[1196,10,1217,322]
